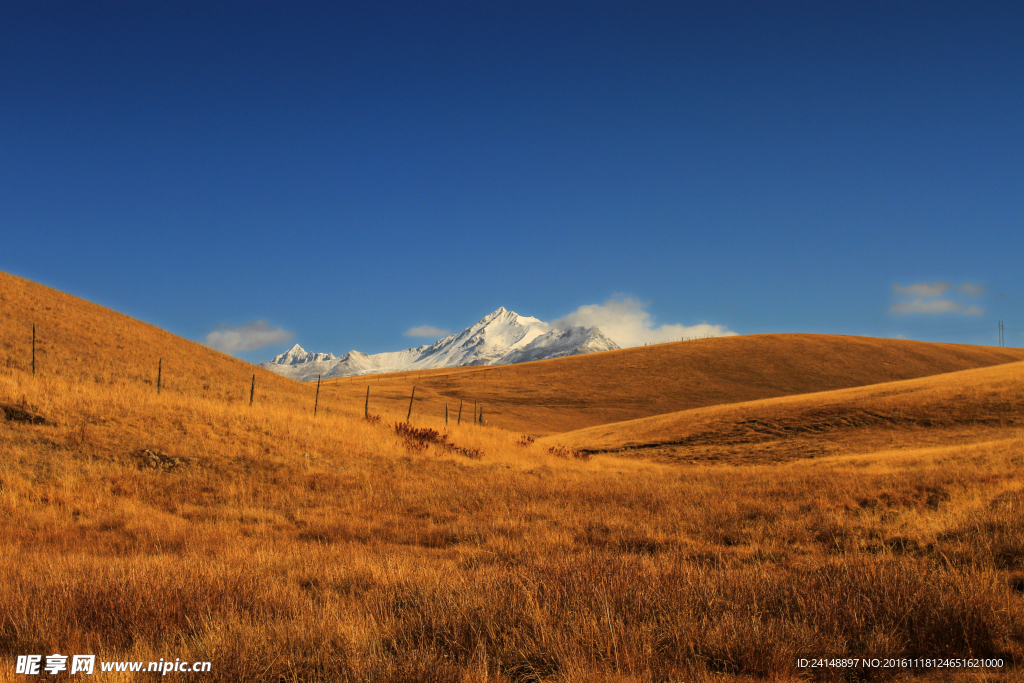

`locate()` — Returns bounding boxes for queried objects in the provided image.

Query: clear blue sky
[3,1,1022,362]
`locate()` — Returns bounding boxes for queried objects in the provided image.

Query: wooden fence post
[249,374,255,407]
[157,358,162,394]
[364,386,370,418]
[32,323,36,376]
[479,404,483,425]
[314,374,321,416]
[406,386,416,423]
[445,402,449,425]
[458,399,463,425]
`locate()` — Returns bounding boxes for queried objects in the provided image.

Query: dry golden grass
[1,271,1022,682]
[545,360,1024,464]
[317,332,1024,436]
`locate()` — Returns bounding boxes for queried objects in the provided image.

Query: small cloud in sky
[404,325,450,338]
[893,282,949,298]
[204,320,294,354]
[958,283,986,297]
[890,281,985,316]
[553,296,736,348]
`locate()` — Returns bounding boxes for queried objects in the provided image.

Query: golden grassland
[1,271,1023,681]
[545,360,1024,464]
[318,333,1024,436]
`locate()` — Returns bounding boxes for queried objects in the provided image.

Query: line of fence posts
[348,381,492,428]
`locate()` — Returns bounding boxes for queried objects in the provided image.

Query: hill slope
[3,271,1024,680]
[0,271,305,404]
[318,333,1024,435]
[4,271,1024,439]
[542,359,1024,463]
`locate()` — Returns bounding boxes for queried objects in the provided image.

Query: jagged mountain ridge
[260,307,619,381]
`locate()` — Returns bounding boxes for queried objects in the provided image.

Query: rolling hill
[316,332,1024,435]
[0,271,308,404]
[4,270,1023,440]
[3,270,1023,681]
[540,359,1024,464]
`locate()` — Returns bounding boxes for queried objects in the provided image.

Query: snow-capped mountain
[260,307,619,381]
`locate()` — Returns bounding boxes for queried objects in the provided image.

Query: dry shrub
[548,444,590,460]
[395,422,446,453]
[393,422,483,459]
[517,435,535,447]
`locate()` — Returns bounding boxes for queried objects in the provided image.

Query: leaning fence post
[157,358,162,394]
[406,386,416,423]
[314,374,321,416]
[457,399,463,425]
[364,385,370,418]
[445,402,449,425]
[32,323,36,376]
[249,374,255,407]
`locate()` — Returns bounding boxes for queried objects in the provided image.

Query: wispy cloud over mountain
[553,296,735,348]
[404,325,450,338]
[204,321,295,354]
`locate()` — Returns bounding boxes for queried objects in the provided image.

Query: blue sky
[2,1,1022,362]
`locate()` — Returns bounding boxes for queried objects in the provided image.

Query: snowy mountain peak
[260,308,620,381]
[270,344,336,366]
[475,307,542,329]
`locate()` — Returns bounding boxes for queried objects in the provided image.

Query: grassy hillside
[318,333,1024,436]
[0,271,312,407]
[544,360,1024,464]
[2,271,1022,682]
[7,270,1022,438]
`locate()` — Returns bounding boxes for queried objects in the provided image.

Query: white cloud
[890,281,986,316]
[204,321,295,354]
[552,296,736,348]
[893,282,949,298]
[958,282,987,297]
[404,325,450,338]
[890,299,981,315]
